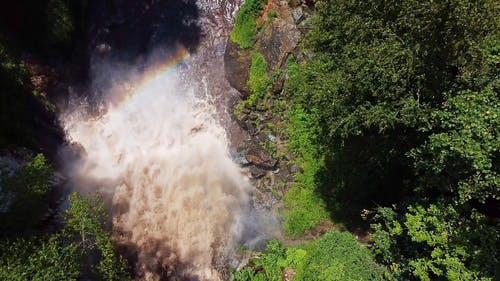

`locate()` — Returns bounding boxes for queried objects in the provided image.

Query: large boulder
[256,18,301,75]
[224,40,252,96]
[245,141,277,169]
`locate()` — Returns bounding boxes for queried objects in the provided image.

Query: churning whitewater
[62,63,252,280]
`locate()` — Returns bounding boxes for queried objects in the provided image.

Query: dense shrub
[286,0,499,279]
[233,231,386,281]
[0,192,131,281]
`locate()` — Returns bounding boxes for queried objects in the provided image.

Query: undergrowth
[230,0,266,48]
[282,107,329,237]
[232,231,386,281]
[236,51,271,114]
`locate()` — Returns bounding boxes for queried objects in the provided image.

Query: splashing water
[62,61,253,280]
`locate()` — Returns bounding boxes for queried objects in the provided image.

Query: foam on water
[62,60,252,280]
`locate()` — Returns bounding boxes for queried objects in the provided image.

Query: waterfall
[59,1,272,280]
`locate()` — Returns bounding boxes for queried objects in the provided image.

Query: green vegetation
[0,193,131,281]
[260,140,277,159]
[0,0,80,54]
[247,52,270,106]
[372,203,499,281]
[280,0,499,280]
[0,236,80,280]
[0,154,130,280]
[233,230,386,281]
[237,51,275,114]
[63,193,131,281]
[46,0,76,48]
[230,0,266,48]
[282,107,329,237]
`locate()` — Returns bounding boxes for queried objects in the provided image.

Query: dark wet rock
[0,155,23,183]
[224,40,252,95]
[270,72,285,94]
[279,167,294,183]
[249,113,259,120]
[87,0,202,62]
[245,142,277,169]
[248,166,267,179]
[239,121,258,136]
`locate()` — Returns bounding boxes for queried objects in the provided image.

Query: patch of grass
[282,107,329,237]
[248,52,269,98]
[230,0,266,48]
[285,56,299,81]
[243,51,270,108]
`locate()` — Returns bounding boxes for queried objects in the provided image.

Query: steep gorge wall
[223,0,315,217]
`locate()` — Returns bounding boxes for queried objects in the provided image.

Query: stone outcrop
[224,0,313,212]
[255,17,301,76]
[224,0,302,96]
[224,41,252,95]
[245,141,278,169]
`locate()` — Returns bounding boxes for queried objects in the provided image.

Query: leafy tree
[0,236,80,281]
[64,192,131,281]
[0,192,131,281]
[410,88,499,204]
[287,0,499,221]
[284,0,499,280]
[372,203,499,280]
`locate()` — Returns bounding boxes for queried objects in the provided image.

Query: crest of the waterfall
[61,64,255,280]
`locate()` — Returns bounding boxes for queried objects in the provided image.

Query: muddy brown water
[58,1,278,281]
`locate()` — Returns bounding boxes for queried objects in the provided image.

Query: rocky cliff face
[224,0,314,215]
[224,0,302,96]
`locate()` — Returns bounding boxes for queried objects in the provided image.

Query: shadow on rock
[87,0,201,62]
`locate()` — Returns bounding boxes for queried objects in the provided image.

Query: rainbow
[110,46,189,108]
